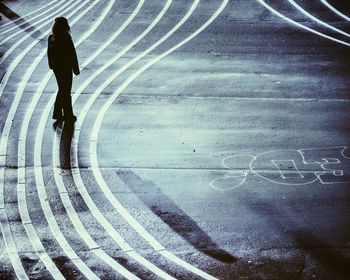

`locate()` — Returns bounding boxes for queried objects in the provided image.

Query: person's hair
[52,17,70,36]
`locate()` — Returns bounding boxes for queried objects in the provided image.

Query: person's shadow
[53,120,74,169]
[0,2,44,42]
[117,170,237,263]
[248,199,350,280]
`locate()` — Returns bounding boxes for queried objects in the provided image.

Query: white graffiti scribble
[210,146,350,191]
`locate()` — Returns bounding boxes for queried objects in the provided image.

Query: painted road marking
[321,0,350,21]
[257,0,350,47]
[0,207,28,279]
[87,1,228,278]
[0,0,65,40]
[287,0,350,37]
[21,0,144,252]
[0,0,95,278]
[210,154,255,191]
[28,0,113,276]
[0,0,79,65]
[46,2,178,277]
[0,0,60,29]
[69,0,193,251]
[17,1,116,279]
[210,146,350,191]
[271,160,304,179]
[41,0,195,277]
[0,0,84,100]
[70,0,195,255]
[23,0,176,278]
[0,1,91,277]
[86,0,200,113]
[76,0,147,92]
[55,125,173,279]
[55,0,223,278]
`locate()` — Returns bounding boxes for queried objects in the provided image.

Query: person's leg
[54,68,74,121]
[53,70,64,119]
[61,69,75,120]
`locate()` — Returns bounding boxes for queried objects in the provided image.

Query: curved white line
[79,0,201,247]
[0,0,75,45]
[28,1,109,277]
[20,0,115,278]
[0,1,90,278]
[0,0,60,29]
[249,149,319,186]
[288,0,350,37]
[87,0,228,278]
[51,0,215,278]
[23,1,100,277]
[209,174,248,191]
[41,1,177,278]
[75,0,151,83]
[24,0,177,278]
[340,146,350,159]
[0,208,28,279]
[0,0,84,100]
[257,0,350,46]
[84,0,199,102]
[28,0,226,278]
[0,0,65,36]
[0,0,80,64]
[54,127,173,279]
[209,154,255,191]
[321,0,350,21]
[1,1,97,279]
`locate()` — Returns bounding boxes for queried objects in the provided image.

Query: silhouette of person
[47,17,79,122]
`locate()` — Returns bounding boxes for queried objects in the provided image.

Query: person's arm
[70,37,80,75]
[47,35,53,70]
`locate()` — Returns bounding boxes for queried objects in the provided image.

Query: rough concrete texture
[0,0,349,279]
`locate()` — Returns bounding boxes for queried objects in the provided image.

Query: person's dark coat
[47,33,79,74]
[47,32,79,120]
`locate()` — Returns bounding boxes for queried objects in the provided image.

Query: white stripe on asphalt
[287,0,350,37]
[0,0,88,157]
[79,0,145,70]
[0,0,60,30]
[0,207,28,279]
[0,1,91,278]
[0,0,65,37]
[54,123,175,278]
[75,0,200,250]
[53,125,145,279]
[0,1,96,279]
[0,0,82,99]
[21,0,156,278]
[28,0,111,276]
[75,0,170,95]
[257,0,350,47]
[320,0,350,21]
[18,0,113,278]
[87,0,229,279]
[0,0,79,64]
[43,1,179,278]
[47,1,175,278]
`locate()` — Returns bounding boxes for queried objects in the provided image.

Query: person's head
[52,17,70,36]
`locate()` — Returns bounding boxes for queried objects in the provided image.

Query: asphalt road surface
[0,0,349,279]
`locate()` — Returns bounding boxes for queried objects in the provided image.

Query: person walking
[47,16,80,122]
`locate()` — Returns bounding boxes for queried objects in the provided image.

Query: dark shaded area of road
[0,1,43,42]
[117,169,237,264]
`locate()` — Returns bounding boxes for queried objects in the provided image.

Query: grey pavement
[0,0,350,279]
